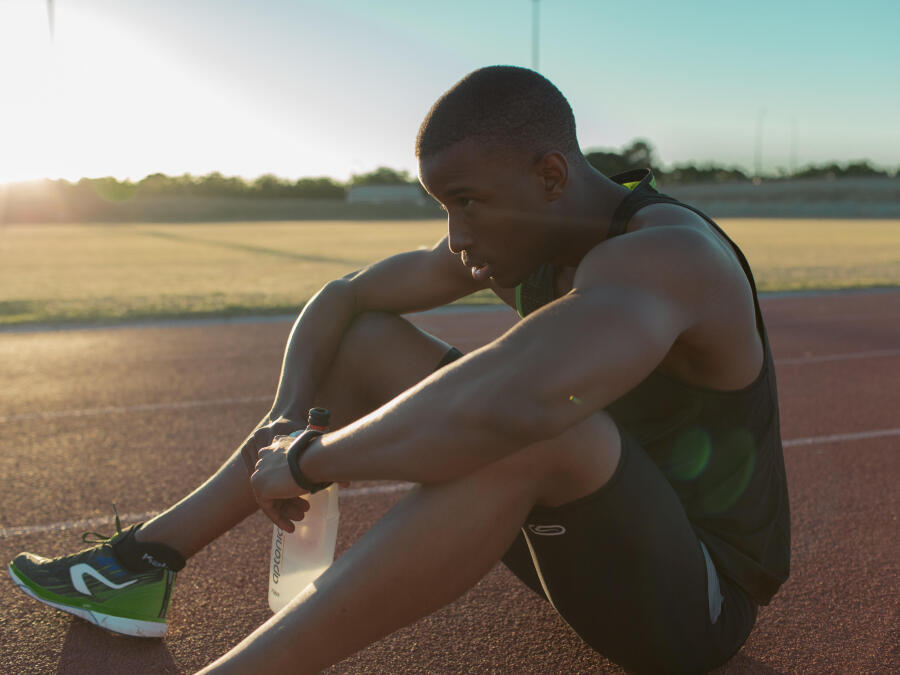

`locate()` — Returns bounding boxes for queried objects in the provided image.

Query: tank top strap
[607,169,671,240]
[609,171,769,341]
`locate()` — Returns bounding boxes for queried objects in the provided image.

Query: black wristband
[286,429,332,494]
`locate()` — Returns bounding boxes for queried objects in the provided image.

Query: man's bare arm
[267,236,481,417]
[240,236,484,472]
[300,227,730,484]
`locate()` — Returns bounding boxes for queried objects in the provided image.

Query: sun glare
[0,3,265,185]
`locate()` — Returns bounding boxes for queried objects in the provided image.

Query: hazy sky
[1,0,897,183]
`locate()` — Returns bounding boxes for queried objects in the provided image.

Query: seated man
[10,66,790,674]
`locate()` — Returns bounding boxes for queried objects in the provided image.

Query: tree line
[584,140,896,185]
[11,166,418,205]
[3,141,895,207]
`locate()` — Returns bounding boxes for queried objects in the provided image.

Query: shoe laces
[81,504,124,544]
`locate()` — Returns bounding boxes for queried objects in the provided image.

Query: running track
[0,290,897,673]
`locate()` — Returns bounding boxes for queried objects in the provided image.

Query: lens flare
[698,428,756,514]
[668,426,712,481]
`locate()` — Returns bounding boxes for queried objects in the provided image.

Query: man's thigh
[502,431,757,673]
[433,345,756,671]
[315,312,455,427]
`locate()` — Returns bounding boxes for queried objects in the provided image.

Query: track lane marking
[0,483,415,538]
[2,426,898,539]
[782,428,900,447]
[0,395,272,424]
[2,348,898,425]
[778,348,900,365]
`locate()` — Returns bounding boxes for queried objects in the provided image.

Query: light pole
[790,117,798,177]
[532,0,540,71]
[754,107,766,181]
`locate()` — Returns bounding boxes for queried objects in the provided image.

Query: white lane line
[778,349,900,365]
[0,395,272,424]
[4,424,899,539]
[3,346,897,426]
[783,428,900,447]
[0,483,416,538]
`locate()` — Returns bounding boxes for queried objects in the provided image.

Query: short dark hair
[416,66,578,159]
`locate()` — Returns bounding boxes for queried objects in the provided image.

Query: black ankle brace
[112,524,186,572]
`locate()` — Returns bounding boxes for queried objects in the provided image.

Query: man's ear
[536,151,568,201]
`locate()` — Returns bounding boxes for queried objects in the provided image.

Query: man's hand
[240,417,306,476]
[251,436,311,532]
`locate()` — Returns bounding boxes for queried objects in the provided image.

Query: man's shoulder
[572,212,751,331]
[627,199,715,234]
[581,214,735,286]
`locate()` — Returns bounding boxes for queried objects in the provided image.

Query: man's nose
[447,215,473,254]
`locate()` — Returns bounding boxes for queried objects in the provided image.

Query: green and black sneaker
[8,510,182,638]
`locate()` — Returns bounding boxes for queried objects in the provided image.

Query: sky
[0,0,898,184]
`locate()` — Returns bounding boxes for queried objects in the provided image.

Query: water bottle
[268,408,340,613]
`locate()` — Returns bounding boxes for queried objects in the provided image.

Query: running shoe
[8,511,176,638]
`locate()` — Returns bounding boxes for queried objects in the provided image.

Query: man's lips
[462,252,491,281]
[471,263,492,281]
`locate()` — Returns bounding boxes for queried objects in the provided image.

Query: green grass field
[1,219,898,326]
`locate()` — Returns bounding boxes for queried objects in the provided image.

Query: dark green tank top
[517,169,791,605]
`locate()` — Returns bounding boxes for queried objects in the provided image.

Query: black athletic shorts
[436,346,758,673]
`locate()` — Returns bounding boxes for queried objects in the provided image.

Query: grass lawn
[1,218,898,326]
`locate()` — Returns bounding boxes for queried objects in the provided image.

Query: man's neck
[551,166,631,266]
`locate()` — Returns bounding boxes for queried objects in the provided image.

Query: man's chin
[490,273,522,289]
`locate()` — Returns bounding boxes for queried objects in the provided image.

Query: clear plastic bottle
[268,408,340,613]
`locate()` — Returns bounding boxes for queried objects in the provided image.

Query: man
[9,66,790,673]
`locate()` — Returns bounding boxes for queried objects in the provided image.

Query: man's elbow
[314,278,358,309]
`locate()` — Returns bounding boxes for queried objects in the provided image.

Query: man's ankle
[113,524,187,572]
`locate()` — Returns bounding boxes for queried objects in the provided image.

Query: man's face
[419,138,557,288]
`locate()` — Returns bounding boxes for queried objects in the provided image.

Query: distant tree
[841,161,887,178]
[82,176,137,203]
[793,161,890,180]
[584,139,660,177]
[252,173,293,198]
[293,177,346,199]
[583,149,630,176]
[663,164,749,184]
[349,166,415,186]
[138,173,173,194]
[194,172,249,196]
[622,139,655,169]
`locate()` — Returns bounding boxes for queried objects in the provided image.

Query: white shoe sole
[8,564,167,638]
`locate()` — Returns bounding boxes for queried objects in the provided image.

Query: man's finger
[241,443,262,475]
[279,498,309,522]
[260,500,294,532]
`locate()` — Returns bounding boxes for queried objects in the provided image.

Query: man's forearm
[269,279,359,421]
[299,338,545,485]
[298,288,675,486]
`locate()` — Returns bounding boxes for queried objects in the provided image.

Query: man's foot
[8,513,179,638]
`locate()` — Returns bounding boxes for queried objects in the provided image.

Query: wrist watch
[286,429,333,494]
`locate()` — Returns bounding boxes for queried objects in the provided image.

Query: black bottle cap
[307,407,330,428]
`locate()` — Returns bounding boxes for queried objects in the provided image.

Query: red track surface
[1,290,898,673]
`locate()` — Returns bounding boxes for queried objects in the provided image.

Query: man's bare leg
[135,446,260,558]
[136,312,452,559]
[200,410,621,674]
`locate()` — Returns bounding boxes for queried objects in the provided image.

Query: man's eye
[459,197,473,208]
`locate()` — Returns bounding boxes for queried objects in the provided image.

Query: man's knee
[317,311,451,418]
[496,411,622,509]
[341,311,399,354]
